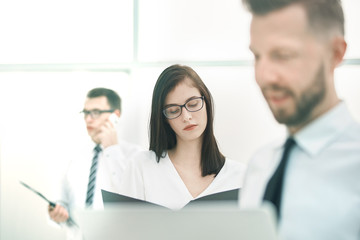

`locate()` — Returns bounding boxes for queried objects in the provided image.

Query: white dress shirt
[116,150,246,210]
[56,139,142,240]
[240,102,360,240]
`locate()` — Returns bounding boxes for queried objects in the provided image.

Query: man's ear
[114,109,121,118]
[331,36,347,69]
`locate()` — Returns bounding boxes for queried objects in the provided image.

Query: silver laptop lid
[76,203,278,240]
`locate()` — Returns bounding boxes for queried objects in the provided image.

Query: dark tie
[263,138,296,220]
[85,144,102,207]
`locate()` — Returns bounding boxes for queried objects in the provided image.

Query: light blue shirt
[240,102,360,240]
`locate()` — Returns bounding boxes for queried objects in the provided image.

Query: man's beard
[264,64,326,127]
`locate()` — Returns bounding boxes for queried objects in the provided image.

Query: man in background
[48,87,142,239]
[240,0,360,239]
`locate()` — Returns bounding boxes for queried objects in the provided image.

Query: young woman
[116,64,246,209]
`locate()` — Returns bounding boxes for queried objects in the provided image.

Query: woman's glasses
[163,96,204,120]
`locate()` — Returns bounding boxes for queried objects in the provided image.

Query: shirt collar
[291,102,352,157]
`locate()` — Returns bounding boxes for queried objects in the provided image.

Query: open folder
[101,188,240,209]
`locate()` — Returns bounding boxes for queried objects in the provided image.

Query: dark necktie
[263,138,296,220]
[85,144,102,207]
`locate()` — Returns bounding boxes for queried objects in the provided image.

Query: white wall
[0,0,359,239]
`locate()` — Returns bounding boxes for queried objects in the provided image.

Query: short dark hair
[86,87,121,111]
[242,0,344,37]
[149,64,225,177]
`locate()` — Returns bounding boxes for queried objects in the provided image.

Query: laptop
[76,203,278,240]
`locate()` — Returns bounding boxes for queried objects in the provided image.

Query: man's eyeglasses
[163,96,205,120]
[80,109,114,119]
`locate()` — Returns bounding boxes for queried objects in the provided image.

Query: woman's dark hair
[149,64,225,177]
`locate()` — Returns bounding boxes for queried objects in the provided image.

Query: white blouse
[116,150,246,210]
